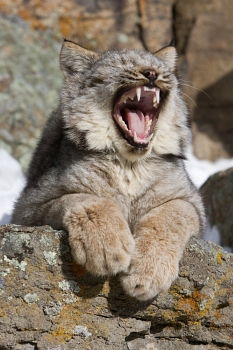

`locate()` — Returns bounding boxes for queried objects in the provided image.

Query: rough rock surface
[0,224,232,350]
[201,167,233,250]
[0,16,62,171]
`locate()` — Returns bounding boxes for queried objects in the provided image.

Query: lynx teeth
[144,87,156,92]
[118,116,128,130]
[145,117,152,134]
[153,96,157,106]
[136,87,141,101]
[156,88,160,104]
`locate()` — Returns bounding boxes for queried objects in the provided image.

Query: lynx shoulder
[12,40,205,301]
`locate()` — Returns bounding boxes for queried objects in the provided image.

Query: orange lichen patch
[176,297,199,315]
[0,1,10,11]
[58,15,75,38]
[18,8,31,20]
[216,251,223,264]
[192,290,205,301]
[49,326,73,343]
[46,304,82,343]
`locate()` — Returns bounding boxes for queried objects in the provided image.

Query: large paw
[120,252,179,301]
[67,201,135,276]
[70,228,135,276]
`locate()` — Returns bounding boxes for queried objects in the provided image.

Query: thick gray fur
[12,41,205,301]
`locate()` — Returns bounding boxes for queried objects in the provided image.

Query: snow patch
[0,149,25,224]
[185,147,233,188]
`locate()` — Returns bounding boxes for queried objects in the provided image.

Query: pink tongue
[124,109,145,138]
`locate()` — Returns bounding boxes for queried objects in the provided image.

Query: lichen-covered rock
[201,167,233,250]
[0,0,173,51]
[0,16,62,170]
[0,224,232,349]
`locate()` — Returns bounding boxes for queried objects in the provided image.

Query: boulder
[0,224,232,349]
[174,0,233,160]
[201,167,233,250]
[0,16,62,171]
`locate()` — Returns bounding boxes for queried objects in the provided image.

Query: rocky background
[0,1,233,349]
[0,0,233,167]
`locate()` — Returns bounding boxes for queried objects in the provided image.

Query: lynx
[12,40,205,301]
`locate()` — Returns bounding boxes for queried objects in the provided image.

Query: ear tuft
[60,39,97,78]
[154,46,177,71]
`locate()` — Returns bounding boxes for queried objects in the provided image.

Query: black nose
[142,70,157,87]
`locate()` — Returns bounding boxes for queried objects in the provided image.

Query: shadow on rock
[58,231,106,299]
[192,70,233,159]
[107,276,153,317]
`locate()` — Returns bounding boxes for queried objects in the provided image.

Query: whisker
[179,81,212,100]
[181,92,198,107]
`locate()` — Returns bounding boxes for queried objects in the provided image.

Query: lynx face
[60,41,189,161]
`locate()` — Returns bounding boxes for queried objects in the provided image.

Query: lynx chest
[112,161,156,198]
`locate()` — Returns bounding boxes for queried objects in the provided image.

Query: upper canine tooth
[136,87,141,101]
[156,88,160,104]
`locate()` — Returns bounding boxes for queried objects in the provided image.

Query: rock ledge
[0,225,232,350]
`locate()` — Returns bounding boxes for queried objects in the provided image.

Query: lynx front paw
[66,200,135,276]
[120,250,179,301]
[70,228,135,276]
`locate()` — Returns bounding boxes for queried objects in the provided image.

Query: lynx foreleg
[43,194,135,276]
[121,199,200,301]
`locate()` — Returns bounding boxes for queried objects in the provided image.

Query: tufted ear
[154,46,177,72]
[60,39,98,79]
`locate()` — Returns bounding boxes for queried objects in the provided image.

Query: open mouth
[113,86,163,148]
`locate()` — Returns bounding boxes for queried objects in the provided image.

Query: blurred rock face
[0,17,62,171]
[0,0,232,165]
[201,167,233,250]
[0,0,174,51]
[174,0,233,160]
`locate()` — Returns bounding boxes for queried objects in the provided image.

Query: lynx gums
[12,40,205,301]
